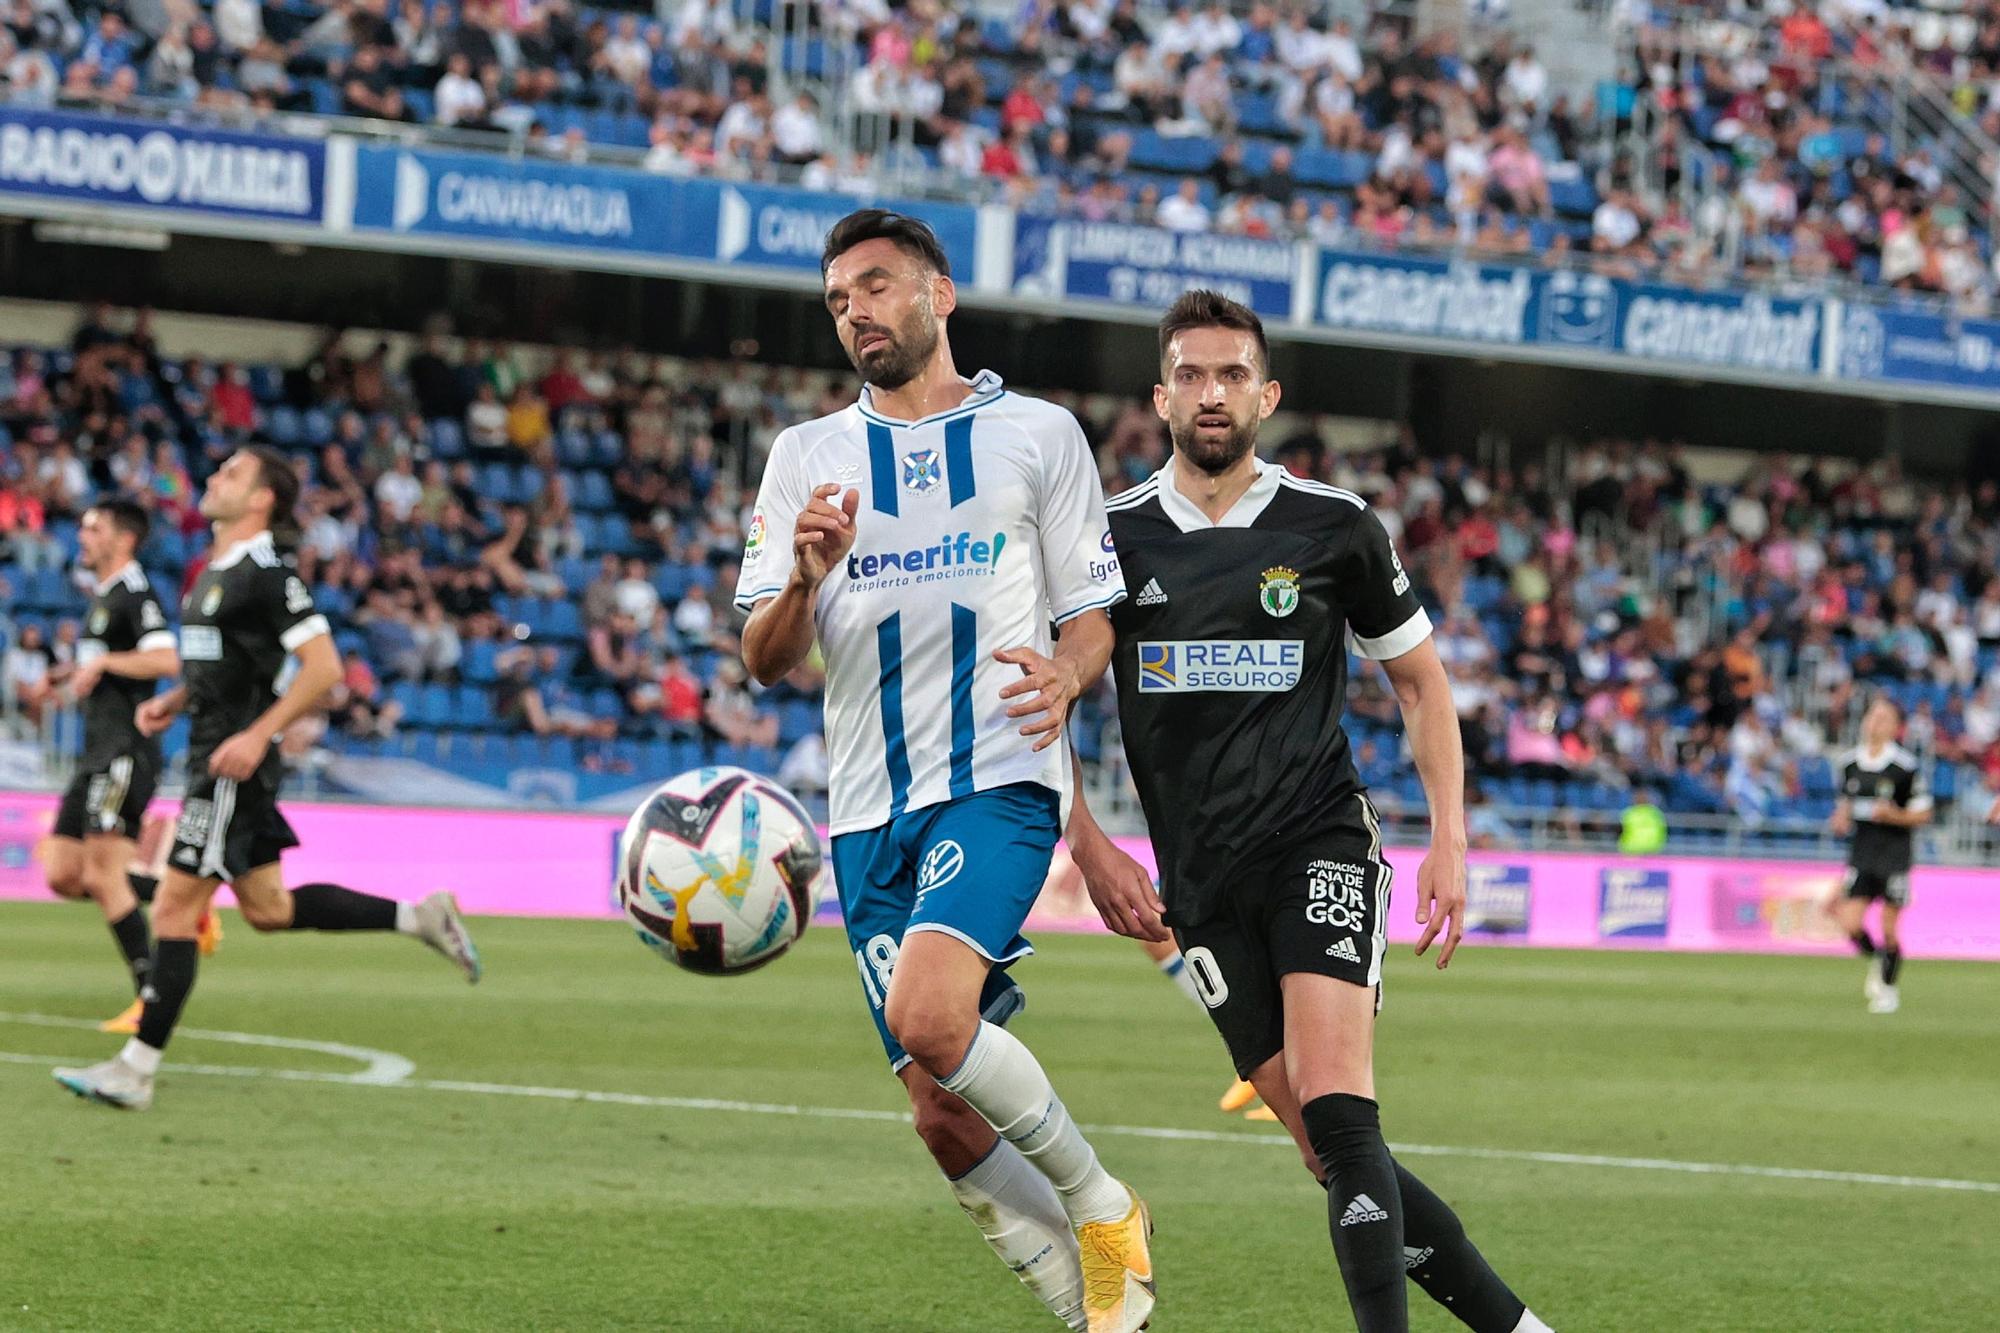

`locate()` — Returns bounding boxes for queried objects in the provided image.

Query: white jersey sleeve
[1038,413,1125,625]
[734,429,807,612]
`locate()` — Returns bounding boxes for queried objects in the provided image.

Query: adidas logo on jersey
[1341,1194,1389,1227]
[1324,936,1361,964]
[1135,578,1168,606]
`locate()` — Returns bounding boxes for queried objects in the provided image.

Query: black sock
[288,883,398,931]
[1303,1093,1408,1332]
[127,871,158,904]
[1393,1159,1529,1333]
[107,908,152,996]
[136,937,198,1053]
[1882,947,1903,986]
[1849,929,1876,956]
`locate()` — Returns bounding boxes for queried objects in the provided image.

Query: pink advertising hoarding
[4,791,1998,960]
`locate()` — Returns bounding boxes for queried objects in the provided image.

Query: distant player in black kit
[37,499,180,1028]
[55,447,482,1111]
[1826,696,1931,1015]
[1067,292,1554,1333]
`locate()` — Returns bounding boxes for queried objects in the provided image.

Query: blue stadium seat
[579,471,614,512]
[591,431,623,467]
[302,408,335,448]
[453,685,495,729]
[1549,176,1599,218]
[558,427,592,467]
[545,600,583,641]
[463,639,499,683]
[266,405,303,447]
[429,418,466,458]
[777,700,819,745]
[1128,130,1219,174]
[414,684,453,729]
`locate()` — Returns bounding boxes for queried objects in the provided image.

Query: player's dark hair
[821,209,951,279]
[89,496,150,546]
[1158,289,1269,377]
[244,444,302,549]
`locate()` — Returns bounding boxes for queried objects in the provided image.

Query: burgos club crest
[1259,566,1299,618]
[902,448,942,495]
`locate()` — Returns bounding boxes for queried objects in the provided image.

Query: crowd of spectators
[2,0,1992,303]
[5,305,2000,829]
[1614,0,2000,306]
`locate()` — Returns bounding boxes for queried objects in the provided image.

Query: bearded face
[1155,327,1277,476]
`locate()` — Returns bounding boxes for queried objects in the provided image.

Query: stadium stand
[4,306,1999,837]
[3,0,1993,302]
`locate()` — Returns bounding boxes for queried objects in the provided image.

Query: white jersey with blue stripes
[736,370,1124,836]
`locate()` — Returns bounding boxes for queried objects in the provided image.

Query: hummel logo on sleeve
[1135,578,1168,606]
[1340,1194,1390,1227]
[1325,936,1361,963]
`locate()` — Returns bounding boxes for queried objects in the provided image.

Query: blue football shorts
[828,782,1060,1072]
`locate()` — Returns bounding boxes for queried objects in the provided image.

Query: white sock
[937,1022,1130,1226]
[1158,952,1202,1006]
[947,1141,1086,1331]
[119,1038,162,1076]
[1513,1310,1556,1332]
[394,902,418,935]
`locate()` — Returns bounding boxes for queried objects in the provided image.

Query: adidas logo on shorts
[1341,1194,1390,1227]
[1135,578,1168,606]
[1325,936,1361,964]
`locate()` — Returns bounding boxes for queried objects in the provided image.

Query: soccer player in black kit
[1066,292,1555,1333]
[55,447,481,1111]
[1826,696,1930,1015]
[37,499,179,1024]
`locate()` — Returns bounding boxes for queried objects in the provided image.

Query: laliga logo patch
[902,448,943,495]
[1259,566,1299,618]
[744,511,767,554]
[917,839,965,897]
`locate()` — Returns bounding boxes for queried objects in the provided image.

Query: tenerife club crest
[1259,566,1299,618]
[902,448,943,495]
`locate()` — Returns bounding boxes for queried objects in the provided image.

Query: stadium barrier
[5,792,1998,960]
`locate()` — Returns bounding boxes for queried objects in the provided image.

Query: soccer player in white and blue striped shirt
[738,211,1153,1333]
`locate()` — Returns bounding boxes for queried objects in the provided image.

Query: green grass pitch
[3,901,1995,1331]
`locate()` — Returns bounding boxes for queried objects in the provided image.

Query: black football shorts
[53,750,160,841]
[1172,802,1392,1079]
[168,763,299,882]
[1842,865,1912,909]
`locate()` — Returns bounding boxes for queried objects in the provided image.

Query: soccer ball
[617,767,825,975]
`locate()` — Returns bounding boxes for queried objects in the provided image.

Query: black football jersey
[78,562,173,768]
[1105,459,1431,926]
[1839,744,1927,875]
[178,532,329,759]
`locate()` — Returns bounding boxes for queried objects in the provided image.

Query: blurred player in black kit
[1827,696,1931,1015]
[55,447,483,1111]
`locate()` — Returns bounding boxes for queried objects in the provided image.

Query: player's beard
[1169,408,1259,476]
[847,303,939,391]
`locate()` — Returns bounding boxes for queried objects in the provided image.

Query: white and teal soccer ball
[617,767,825,975]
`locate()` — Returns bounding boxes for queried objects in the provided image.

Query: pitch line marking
[4,1017,1996,1197]
[0,1011,414,1085]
